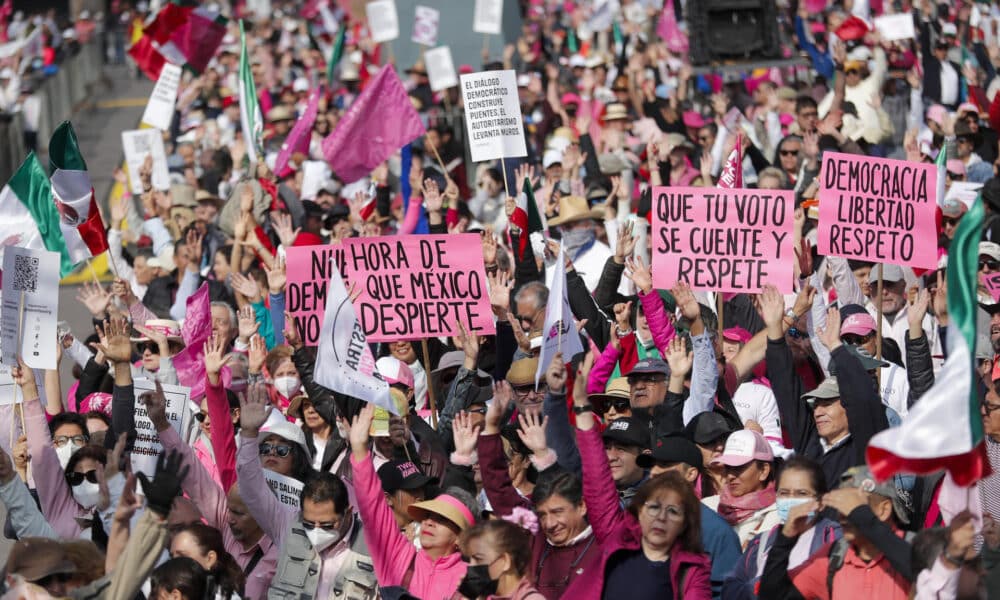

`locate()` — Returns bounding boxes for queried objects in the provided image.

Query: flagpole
[421,338,439,430]
[500,157,510,198]
[876,267,884,389]
[482,34,489,59]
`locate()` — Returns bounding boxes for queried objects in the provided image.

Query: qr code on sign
[12,255,39,293]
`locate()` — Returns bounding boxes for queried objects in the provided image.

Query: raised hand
[545,352,567,394]
[239,381,272,437]
[237,305,260,343]
[140,379,171,432]
[283,312,303,350]
[485,381,513,434]
[422,178,443,212]
[816,307,842,351]
[113,473,144,525]
[759,284,786,330]
[262,255,287,295]
[231,272,262,303]
[349,402,376,459]
[185,228,204,272]
[111,277,137,307]
[138,449,189,518]
[481,227,498,266]
[248,334,267,375]
[488,270,513,317]
[791,282,817,319]
[110,195,129,228]
[203,334,231,384]
[517,411,550,455]
[77,282,112,318]
[94,317,133,364]
[672,281,701,322]
[614,221,636,265]
[664,336,693,378]
[454,320,479,367]
[613,301,633,332]
[909,288,931,333]
[452,411,481,459]
[273,212,301,248]
[624,256,654,294]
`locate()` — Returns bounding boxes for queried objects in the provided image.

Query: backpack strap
[401,552,418,591]
[826,538,850,598]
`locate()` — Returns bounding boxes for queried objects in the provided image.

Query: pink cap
[946,159,966,176]
[810,21,826,34]
[682,110,706,129]
[926,104,947,124]
[711,430,773,467]
[376,356,415,388]
[561,92,582,106]
[81,392,113,416]
[958,101,979,116]
[722,326,752,345]
[779,113,795,127]
[841,312,876,337]
[458,64,474,75]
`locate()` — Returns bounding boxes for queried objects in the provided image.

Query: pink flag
[172,283,229,400]
[322,64,426,183]
[657,0,688,54]
[717,133,743,189]
[275,88,321,178]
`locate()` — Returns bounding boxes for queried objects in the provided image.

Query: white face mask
[273,376,301,399]
[56,443,80,470]
[306,526,341,553]
[72,480,102,509]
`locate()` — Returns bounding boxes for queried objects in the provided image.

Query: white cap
[257,420,311,459]
[293,77,309,92]
[847,45,872,63]
[79,9,90,19]
[569,54,586,68]
[942,22,958,36]
[543,149,563,169]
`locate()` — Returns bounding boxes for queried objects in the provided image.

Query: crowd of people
[5,0,1000,598]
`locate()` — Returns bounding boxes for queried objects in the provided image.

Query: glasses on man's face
[943,217,960,228]
[259,442,293,457]
[780,149,801,157]
[53,434,88,448]
[627,373,666,386]
[65,469,99,487]
[301,517,341,531]
[515,312,537,325]
[642,502,684,521]
[512,383,543,397]
[981,260,1000,271]
[845,69,860,76]
[465,407,488,415]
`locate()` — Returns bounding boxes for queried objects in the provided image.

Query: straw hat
[588,377,630,415]
[603,102,629,122]
[407,494,475,531]
[546,195,604,227]
[266,105,295,123]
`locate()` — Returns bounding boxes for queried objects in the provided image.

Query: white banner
[473,0,503,35]
[0,247,60,372]
[313,260,394,413]
[141,63,182,131]
[366,0,399,43]
[460,70,527,163]
[264,469,303,510]
[411,5,440,46]
[130,378,191,484]
[873,13,916,41]
[535,247,583,386]
[121,129,171,194]
[425,46,457,92]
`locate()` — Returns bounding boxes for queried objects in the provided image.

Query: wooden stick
[15,403,24,445]
[875,267,885,389]
[16,290,25,361]
[427,137,449,176]
[106,248,120,279]
[87,258,100,286]
[716,293,725,336]
[421,338,438,430]
[500,157,510,198]
[482,33,489,59]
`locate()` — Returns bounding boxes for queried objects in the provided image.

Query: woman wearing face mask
[703,430,779,549]
[458,520,546,600]
[350,403,473,599]
[170,523,246,599]
[263,346,301,412]
[721,457,841,599]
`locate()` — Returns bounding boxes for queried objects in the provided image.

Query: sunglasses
[779,149,800,156]
[512,383,541,396]
[195,411,208,422]
[302,518,340,531]
[65,469,99,486]
[259,442,293,457]
[136,342,160,355]
[943,217,960,227]
[981,260,1000,271]
[606,398,630,413]
[840,333,871,346]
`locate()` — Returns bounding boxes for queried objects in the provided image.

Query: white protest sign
[460,70,527,163]
[130,378,191,483]
[141,63,182,131]
[0,247,60,371]
[122,129,170,194]
[300,161,331,201]
[246,0,272,19]
[366,0,399,43]
[873,13,916,41]
[473,0,503,35]
[425,46,457,92]
[264,469,303,510]
[411,5,440,46]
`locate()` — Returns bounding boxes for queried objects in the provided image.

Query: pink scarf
[717,483,776,526]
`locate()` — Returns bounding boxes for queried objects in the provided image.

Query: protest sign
[130,378,190,483]
[366,0,399,43]
[121,129,170,194]
[140,63,182,131]
[874,14,916,41]
[343,235,495,342]
[818,152,938,270]
[0,247,60,371]
[984,273,1000,303]
[460,70,527,163]
[650,187,796,293]
[286,244,346,346]
[473,0,503,35]
[264,469,303,510]
[411,5,440,46]
[425,46,457,92]
[535,246,583,386]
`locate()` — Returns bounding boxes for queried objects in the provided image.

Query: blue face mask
[775,497,812,523]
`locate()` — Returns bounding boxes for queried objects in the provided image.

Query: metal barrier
[0,39,105,183]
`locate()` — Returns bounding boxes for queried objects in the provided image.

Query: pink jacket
[562,427,712,600]
[588,289,677,394]
[205,378,237,491]
[350,451,468,600]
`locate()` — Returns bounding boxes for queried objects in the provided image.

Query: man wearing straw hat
[546,195,611,292]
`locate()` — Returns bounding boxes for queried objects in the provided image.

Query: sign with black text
[460,70,526,163]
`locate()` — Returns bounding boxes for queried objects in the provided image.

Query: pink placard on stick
[650,186,796,293]
[285,235,495,345]
[817,152,938,270]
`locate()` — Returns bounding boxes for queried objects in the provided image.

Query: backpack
[826,538,850,597]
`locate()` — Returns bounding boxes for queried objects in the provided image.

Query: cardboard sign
[130,378,191,484]
[818,152,938,270]
[473,0,503,35]
[140,63,182,131]
[411,5,440,46]
[460,70,527,163]
[874,14,916,41]
[651,187,796,293]
[264,469,303,510]
[366,0,399,43]
[286,244,346,346]
[121,129,171,194]
[0,247,60,371]
[425,46,457,92]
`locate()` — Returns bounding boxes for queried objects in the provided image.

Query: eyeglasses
[512,383,543,397]
[697,135,711,142]
[53,434,88,448]
[194,411,208,423]
[981,260,1000,271]
[465,407,488,415]
[798,111,818,119]
[65,469,99,486]
[627,373,666,385]
[301,517,341,531]
[514,312,538,325]
[723,462,754,475]
[642,502,685,521]
[840,333,871,346]
[776,488,817,499]
[259,442,293,457]
[137,342,160,355]
[982,400,1000,416]
[786,327,807,340]
[943,217,961,227]
[606,398,631,413]
[779,149,800,156]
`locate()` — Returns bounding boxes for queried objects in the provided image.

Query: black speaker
[687,0,782,66]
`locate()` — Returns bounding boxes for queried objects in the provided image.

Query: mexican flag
[936,142,947,207]
[0,154,50,268]
[867,197,991,486]
[717,133,743,189]
[326,26,345,89]
[128,1,227,81]
[510,176,546,260]
[49,122,109,270]
[239,20,263,167]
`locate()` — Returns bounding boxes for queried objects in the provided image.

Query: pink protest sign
[818,152,938,270]
[343,234,495,342]
[651,186,796,293]
[285,245,347,346]
[983,273,1000,302]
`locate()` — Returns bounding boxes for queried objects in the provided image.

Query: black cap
[324,204,350,228]
[602,416,650,449]
[301,200,325,218]
[377,460,436,494]
[637,435,704,470]
[628,359,671,377]
[684,412,736,445]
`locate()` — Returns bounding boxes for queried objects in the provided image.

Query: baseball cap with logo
[841,312,876,337]
[376,356,415,389]
[710,430,773,467]
[838,465,910,524]
[637,435,704,470]
[601,416,650,449]
[377,460,437,494]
